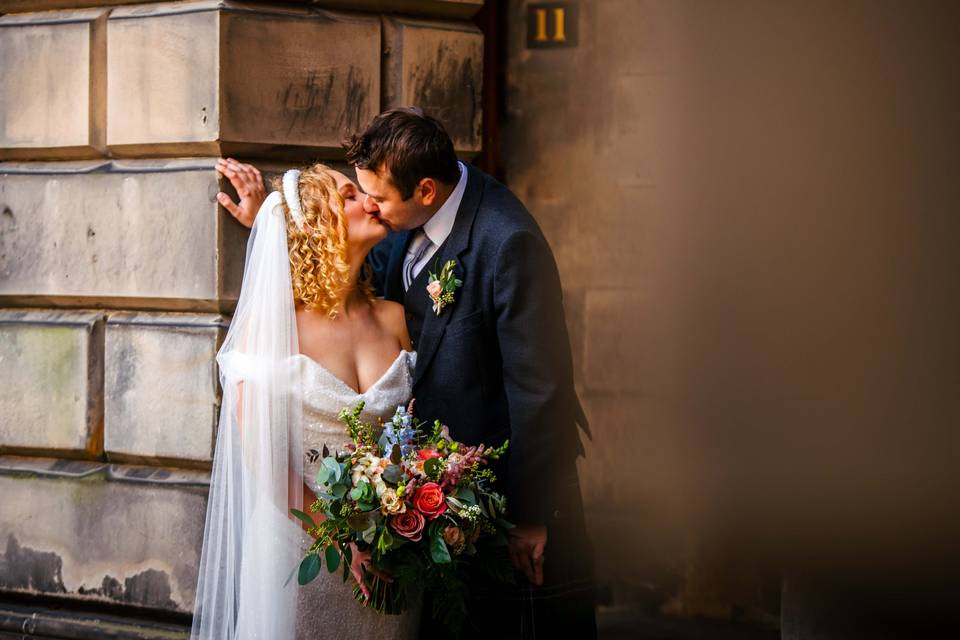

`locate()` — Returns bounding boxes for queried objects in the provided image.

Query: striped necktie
[402,229,433,291]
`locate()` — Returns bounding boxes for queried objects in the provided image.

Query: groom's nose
[363,195,379,214]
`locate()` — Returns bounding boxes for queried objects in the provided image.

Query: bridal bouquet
[292,401,514,631]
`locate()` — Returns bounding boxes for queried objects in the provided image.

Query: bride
[190,164,419,639]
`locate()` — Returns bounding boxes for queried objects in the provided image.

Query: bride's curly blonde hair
[274,164,375,317]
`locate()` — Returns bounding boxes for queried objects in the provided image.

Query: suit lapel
[413,166,484,387]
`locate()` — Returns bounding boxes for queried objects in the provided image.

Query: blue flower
[399,427,416,444]
[401,444,415,457]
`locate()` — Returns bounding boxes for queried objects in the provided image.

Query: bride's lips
[367,210,389,229]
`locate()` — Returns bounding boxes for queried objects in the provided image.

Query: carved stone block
[106,1,380,158]
[0,456,208,614]
[0,159,247,311]
[0,9,106,160]
[104,312,227,466]
[383,16,483,154]
[0,309,104,457]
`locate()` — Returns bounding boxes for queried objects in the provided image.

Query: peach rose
[426,281,443,299]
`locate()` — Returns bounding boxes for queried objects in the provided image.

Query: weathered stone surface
[104,312,227,465]
[0,9,106,160]
[107,1,380,158]
[0,310,103,458]
[0,159,247,311]
[383,16,483,153]
[319,0,483,19]
[0,456,208,614]
[582,289,649,394]
[0,0,172,11]
[0,602,190,640]
[0,0,483,19]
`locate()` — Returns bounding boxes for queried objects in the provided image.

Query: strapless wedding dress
[293,350,420,640]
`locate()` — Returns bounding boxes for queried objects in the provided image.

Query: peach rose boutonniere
[426,259,463,316]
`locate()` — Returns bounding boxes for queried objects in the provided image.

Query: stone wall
[0,0,483,635]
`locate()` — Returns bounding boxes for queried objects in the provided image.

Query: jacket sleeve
[493,229,583,525]
[366,234,395,299]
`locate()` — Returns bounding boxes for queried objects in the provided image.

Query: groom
[217,108,596,639]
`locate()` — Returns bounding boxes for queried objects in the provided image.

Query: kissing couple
[190,107,596,639]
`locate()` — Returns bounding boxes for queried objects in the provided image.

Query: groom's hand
[216,158,265,229]
[508,524,548,586]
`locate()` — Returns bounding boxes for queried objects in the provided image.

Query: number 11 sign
[527,2,578,49]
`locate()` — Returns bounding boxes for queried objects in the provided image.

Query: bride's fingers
[350,564,371,600]
[216,193,242,218]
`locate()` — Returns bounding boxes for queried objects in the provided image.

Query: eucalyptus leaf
[350,479,370,502]
[347,512,370,531]
[282,562,298,588]
[382,464,402,484]
[430,532,452,564]
[322,457,341,482]
[316,466,331,487]
[298,553,321,585]
[325,546,341,573]
[455,488,477,506]
[290,508,316,530]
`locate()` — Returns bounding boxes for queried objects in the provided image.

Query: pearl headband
[281,169,306,231]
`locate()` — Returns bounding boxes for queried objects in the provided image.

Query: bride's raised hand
[216,158,265,229]
[348,542,394,602]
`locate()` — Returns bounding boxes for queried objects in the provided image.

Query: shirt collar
[422,161,467,247]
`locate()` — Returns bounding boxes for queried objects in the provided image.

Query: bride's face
[328,170,388,249]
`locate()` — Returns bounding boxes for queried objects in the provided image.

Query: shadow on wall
[503,0,960,626]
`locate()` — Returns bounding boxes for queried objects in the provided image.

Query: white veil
[191,189,305,639]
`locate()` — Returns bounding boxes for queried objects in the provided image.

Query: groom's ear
[416,177,440,206]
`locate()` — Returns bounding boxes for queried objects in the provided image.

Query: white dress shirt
[402,161,468,291]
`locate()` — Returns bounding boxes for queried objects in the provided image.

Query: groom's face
[355,166,433,232]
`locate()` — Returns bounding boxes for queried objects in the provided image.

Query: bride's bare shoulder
[373,299,411,350]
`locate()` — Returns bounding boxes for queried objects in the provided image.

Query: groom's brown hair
[344,107,460,200]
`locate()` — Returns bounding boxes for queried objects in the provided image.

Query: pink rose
[412,482,448,519]
[390,510,426,542]
[426,281,443,299]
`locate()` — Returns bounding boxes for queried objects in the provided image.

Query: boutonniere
[426,259,463,316]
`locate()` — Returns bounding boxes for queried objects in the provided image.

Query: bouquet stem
[352,575,405,616]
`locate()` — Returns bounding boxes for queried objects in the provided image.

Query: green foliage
[298,553,321,585]
[382,464,402,484]
[289,508,316,530]
[429,530,452,564]
[423,457,442,480]
[324,546,341,574]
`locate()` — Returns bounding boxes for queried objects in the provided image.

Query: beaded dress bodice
[296,350,416,495]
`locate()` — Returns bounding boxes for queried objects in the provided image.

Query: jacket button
[552,509,561,519]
